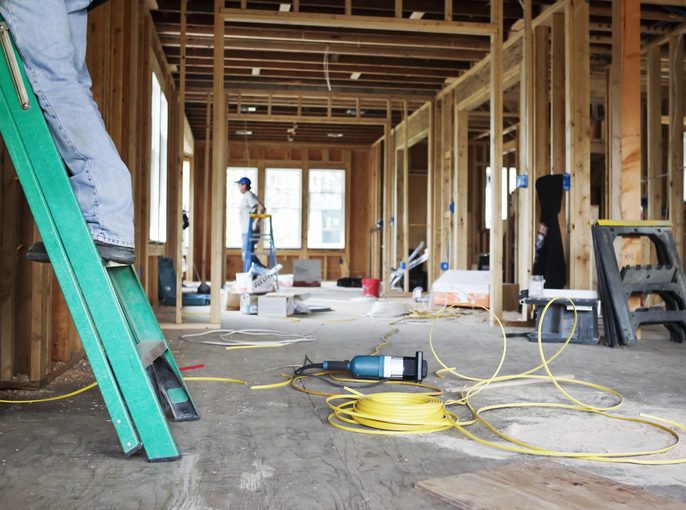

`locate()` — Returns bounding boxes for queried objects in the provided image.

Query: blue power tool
[319,351,427,382]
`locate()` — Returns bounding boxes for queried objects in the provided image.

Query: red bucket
[362,278,381,298]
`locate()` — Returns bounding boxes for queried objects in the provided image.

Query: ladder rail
[0,20,194,460]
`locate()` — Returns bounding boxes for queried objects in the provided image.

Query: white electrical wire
[323,45,332,92]
[181,329,316,347]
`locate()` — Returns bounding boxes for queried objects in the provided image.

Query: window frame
[307,168,346,250]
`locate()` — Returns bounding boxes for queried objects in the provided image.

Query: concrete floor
[2,285,686,509]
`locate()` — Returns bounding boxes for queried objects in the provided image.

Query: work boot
[26,241,136,265]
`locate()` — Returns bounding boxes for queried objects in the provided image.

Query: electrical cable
[181,328,315,349]
[5,298,686,465]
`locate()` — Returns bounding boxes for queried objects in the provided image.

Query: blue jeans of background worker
[242,232,266,273]
[0,0,135,248]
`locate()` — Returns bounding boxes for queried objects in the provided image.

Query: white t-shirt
[239,191,259,234]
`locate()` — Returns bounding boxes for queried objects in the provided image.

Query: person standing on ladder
[236,176,266,272]
[0,0,135,265]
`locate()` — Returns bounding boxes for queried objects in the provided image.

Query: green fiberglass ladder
[0,20,198,461]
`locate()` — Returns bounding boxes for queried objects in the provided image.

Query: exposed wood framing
[453,110,469,270]
[668,34,684,261]
[210,0,226,323]
[402,100,410,292]
[551,13,565,175]
[382,103,393,293]
[489,0,504,321]
[646,44,663,221]
[517,0,534,298]
[174,0,186,324]
[566,0,592,289]
[221,8,496,37]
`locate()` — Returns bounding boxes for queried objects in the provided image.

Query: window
[149,72,168,243]
[225,167,258,248]
[265,168,302,249]
[308,169,345,249]
[484,167,517,229]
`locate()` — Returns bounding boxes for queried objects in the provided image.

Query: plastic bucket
[362,278,381,298]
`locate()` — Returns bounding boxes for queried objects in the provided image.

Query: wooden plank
[222,9,496,37]
[426,101,435,285]
[402,101,409,292]
[668,34,684,262]
[647,44,663,221]
[533,25,550,263]
[550,13,565,174]
[566,0,592,290]
[489,0,504,322]
[417,462,686,509]
[201,96,211,281]
[210,0,226,323]
[175,0,187,324]
[618,0,643,272]
[517,0,534,301]
[454,110,468,270]
[382,108,393,294]
[0,146,18,382]
[228,113,386,126]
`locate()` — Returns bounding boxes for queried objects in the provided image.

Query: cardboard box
[240,293,259,315]
[226,291,241,311]
[431,270,489,307]
[257,293,296,318]
[293,259,321,287]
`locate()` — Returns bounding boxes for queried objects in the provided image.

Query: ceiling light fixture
[236,129,253,136]
[252,67,261,76]
[327,132,344,138]
[350,72,362,80]
[241,105,257,113]
[279,3,291,12]
[409,11,425,19]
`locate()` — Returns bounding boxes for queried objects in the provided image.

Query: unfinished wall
[192,142,373,283]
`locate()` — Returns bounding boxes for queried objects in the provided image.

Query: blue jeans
[241,232,264,272]
[0,0,135,247]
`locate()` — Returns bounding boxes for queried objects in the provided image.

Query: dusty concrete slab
[1,286,686,509]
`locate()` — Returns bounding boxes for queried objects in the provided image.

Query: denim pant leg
[0,0,135,247]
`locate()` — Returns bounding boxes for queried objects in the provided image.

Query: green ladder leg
[0,20,198,461]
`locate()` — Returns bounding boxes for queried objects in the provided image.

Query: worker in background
[0,0,135,265]
[236,176,266,272]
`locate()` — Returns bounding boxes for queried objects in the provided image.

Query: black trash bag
[532,174,566,289]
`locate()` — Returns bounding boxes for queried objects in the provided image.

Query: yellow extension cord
[3,298,686,464]
[324,298,686,464]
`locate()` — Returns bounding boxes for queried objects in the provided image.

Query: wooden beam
[402,100,410,293]
[210,0,226,323]
[426,101,435,284]
[566,0,592,290]
[618,0,643,266]
[454,109,468,270]
[489,0,504,322]
[517,0,534,300]
[174,0,186,324]
[382,102,393,294]
[668,34,684,261]
[647,44,663,221]
[550,13,565,174]
[227,113,387,126]
[221,8,496,37]
[534,25,551,270]
[201,95,211,281]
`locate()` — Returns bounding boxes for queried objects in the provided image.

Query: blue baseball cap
[235,177,251,186]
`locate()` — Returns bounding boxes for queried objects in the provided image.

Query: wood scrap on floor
[416,461,686,510]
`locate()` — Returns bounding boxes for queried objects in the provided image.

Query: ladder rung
[136,340,167,367]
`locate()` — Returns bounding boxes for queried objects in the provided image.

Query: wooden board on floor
[416,462,685,510]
